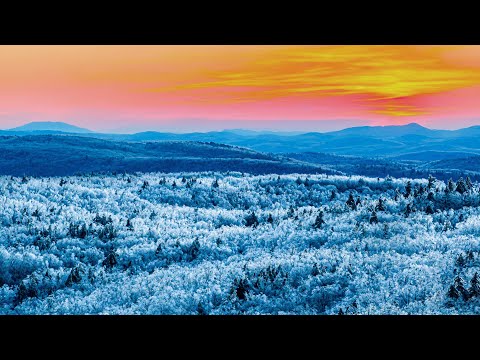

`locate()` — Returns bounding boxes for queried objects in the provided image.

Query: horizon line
[4,120,480,135]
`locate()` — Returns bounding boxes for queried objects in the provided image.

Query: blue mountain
[7,121,93,133]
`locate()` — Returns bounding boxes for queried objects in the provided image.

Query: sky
[1,45,480,133]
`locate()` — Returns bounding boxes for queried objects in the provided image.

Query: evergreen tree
[455,178,467,194]
[447,284,459,300]
[456,254,466,267]
[149,211,156,221]
[126,218,134,231]
[102,250,118,269]
[313,211,325,229]
[447,178,455,192]
[212,179,219,188]
[295,177,303,185]
[197,302,206,315]
[245,211,259,228]
[172,180,177,188]
[188,239,201,260]
[234,278,249,300]
[394,188,401,201]
[383,224,389,239]
[375,198,385,212]
[404,204,413,218]
[404,181,412,198]
[287,206,295,218]
[267,213,274,225]
[330,189,336,201]
[470,272,480,298]
[369,210,379,224]
[65,266,83,287]
[454,275,469,300]
[425,205,434,215]
[466,176,473,190]
[346,193,356,210]
[78,223,87,239]
[311,263,320,276]
[427,192,435,201]
[181,176,187,183]
[155,243,163,256]
[467,250,474,262]
[427,175,435,190]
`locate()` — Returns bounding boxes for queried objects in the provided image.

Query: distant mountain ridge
[3,121,480,162]
[7,121,93,133]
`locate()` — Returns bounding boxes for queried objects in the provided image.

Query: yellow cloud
[146,45,480,116]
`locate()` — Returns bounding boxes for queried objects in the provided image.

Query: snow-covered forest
[1,171,480,314]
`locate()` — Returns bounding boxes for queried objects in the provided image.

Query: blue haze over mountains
[1,121,480,179]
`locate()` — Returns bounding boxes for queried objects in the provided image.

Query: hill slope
[0,135,336,176]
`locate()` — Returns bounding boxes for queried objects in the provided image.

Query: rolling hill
[0,135,337,176]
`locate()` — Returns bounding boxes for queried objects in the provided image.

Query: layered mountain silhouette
[2,121,480,160]
[2,121,480,177]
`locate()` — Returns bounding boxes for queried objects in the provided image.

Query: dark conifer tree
[427,192,435,201]
[311,263,320,276]
[425,205,434,215]
[245,211,259,228]
[469,272,480,298]
[346,193,356,210]
[467,250,474,262]
[427,175,435,190]
[287,206,295,218]
[455,178,467,194]
[447,178,455,192]
[369,210,379,224]
[466,176,473,190]
[126,218,134,231]
[404,204,412,218]
[78,223,87,239]
[375,198,385,212]
[456,254,466,267]
[454,275,468,300]
[447,284,459,300]
[102,250,118,269]
[330,190,336,201]
[267,213,274,224]
[404,181,412,198]
[313,211,325,229]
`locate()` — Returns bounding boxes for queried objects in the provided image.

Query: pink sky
[1,45,480,132]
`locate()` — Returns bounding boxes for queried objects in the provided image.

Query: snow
[1,172,480,314]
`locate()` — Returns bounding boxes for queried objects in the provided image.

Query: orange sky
[1,45,480,132]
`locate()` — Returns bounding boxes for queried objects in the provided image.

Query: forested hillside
[0,136,335,176]
[1,172,480,314]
